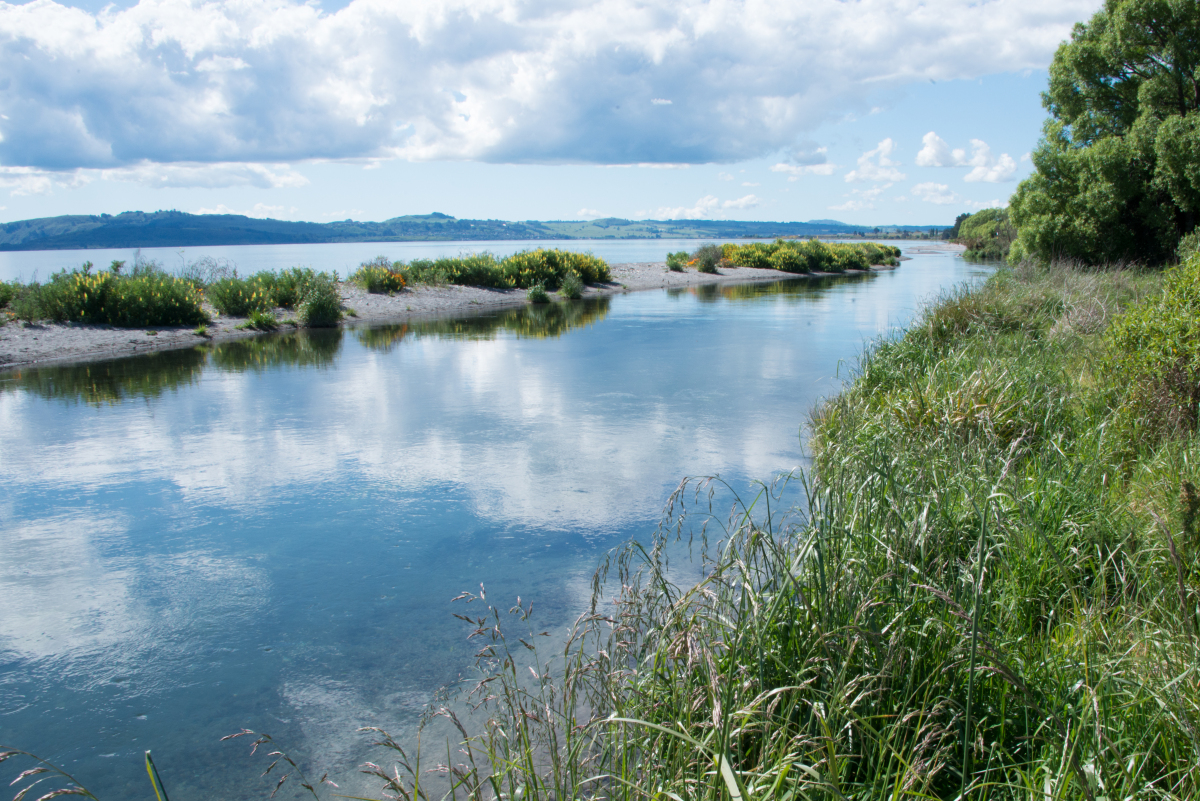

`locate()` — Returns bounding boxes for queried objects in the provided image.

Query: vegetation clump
[723,238,900,272]
[12,262,209,327]
[350,256,408,294]
[559,272,584,300]
[393,248,609,290]
[526,284,550,303]
[298,277,343,327]
[956,207,1017,261]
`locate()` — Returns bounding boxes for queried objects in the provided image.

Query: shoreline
[0,259,906,371]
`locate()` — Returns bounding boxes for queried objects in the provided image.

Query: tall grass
[394,249,610,290]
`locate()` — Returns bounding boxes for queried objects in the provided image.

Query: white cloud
[915,132,1018,182]
[723,194,759,209]
[0,161,309,197]
[0,0,1097,170]
[718,172,734,181]
[578,208,603,218]
[741,181,760,186]
[911,181,960,205]
[650,98,673,105]
[844,139,906,183]
[771,162,837,180]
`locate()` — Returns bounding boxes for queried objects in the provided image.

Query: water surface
[0,248,986,799]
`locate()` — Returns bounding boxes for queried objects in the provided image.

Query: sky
[0,0,1104,227]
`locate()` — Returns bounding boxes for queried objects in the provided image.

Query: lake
[0,245,986,800]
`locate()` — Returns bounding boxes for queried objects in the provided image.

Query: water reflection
[0,349,207,405]
[1,298,611,404]
[668,271,875,303]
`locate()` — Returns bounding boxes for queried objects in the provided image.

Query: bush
[265,267,329,308]
[350,257,407,294]
[560,272,584,299]
[527,285,550,303]
[392,249,609,290]
[206,276,272,317]
[299,277,342,327]
[694,243,722,273]
[0,280,15,309]
[244,310,279,331]
[768,245,808,273]
[1106,255,1200,436]
[666,251,688,271]
[33,268,208,327]
[724,239,899,272]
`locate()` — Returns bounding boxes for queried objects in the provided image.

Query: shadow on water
[0,297,613,404]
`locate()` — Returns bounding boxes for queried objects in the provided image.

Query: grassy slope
[431,263,1200,801]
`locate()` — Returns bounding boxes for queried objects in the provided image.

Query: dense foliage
[957,207,1017,261]
[1010,0,1200,265]
[350,256,408,294]
[11,263,208,327]
[723,239,900,272]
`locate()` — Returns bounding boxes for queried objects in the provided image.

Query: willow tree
[1009,0,1200,265]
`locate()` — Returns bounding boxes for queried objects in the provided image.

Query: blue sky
[0,0,1102,227]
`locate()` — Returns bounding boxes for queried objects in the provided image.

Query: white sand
[0,260,897,369]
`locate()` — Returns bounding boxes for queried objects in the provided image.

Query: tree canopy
[1010,0,1200,265]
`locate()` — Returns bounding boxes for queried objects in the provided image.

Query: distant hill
[0,210,946,251]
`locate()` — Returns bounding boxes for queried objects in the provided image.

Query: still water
[0,247,986,799]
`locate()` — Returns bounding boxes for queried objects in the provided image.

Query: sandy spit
[0,260,898,370]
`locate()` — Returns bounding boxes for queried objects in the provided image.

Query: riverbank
[0,259,899,369]
[427,260,1200,799]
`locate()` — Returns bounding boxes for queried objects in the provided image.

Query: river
[0,243,986,799]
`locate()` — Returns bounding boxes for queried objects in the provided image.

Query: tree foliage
[1010,0,1200,265]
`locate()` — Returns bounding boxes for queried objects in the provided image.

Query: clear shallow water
[0,238,769,283]
[0,248,987,800]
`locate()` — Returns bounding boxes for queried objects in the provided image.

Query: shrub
[299,277,342,327]
[1106,255,1200,436]
[207,276,272,317]
[244,310,279,331]
[694,243,721,273]
[267,267,329,308]
[0,280,16,309]
[560,272,584,299]
[666,251,688,271]
[728,242,773,269]
[527,284,550,303]
[768,245,808,273]
[35,269,208,327]
[350,257,407,294]
[389,250,608,290]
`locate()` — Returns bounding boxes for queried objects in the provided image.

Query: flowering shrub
[724,239,901,273]
[207,276,273,317]
[39,269,207,327]
[351,257,408,294]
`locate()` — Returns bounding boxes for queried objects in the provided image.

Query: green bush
[350,257,408,294]
[0,280,15,309]
[33,268,208,327]
[666,251,688,271]
[206,276,272,317]
[526,284,550,303]
[299,277,342,327]
[694,243,722,273]
[392,249,608,290]
[560,272,584,299]
[724,239,899,272]
[1106,255,1200,435]
[265,267,329,308]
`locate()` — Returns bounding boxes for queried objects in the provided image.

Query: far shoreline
[0,246,963,371]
